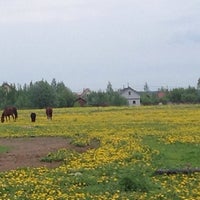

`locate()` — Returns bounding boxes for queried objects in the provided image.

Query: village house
[119,86,141,106]
[2,83,12,93]
[74,88,91,106]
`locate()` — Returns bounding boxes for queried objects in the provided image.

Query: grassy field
[0,105,200,199]
[0,146,9,153]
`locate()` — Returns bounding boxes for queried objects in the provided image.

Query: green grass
[143,135,200,169]
[41,149,78,163]
[0,106,200,199]
[0,146,9,153]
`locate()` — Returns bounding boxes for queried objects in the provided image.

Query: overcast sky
[0,0,200,92]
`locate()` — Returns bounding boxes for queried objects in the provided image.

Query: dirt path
[0,137,89,172]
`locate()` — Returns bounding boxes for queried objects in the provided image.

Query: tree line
[0,80,127,109]
[141,86,200,105]
[1,79,200,109]
[0,79,75,109]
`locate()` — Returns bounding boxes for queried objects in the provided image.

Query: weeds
[41,149,78,163]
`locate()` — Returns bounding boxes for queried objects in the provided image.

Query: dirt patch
[0,137,90,172]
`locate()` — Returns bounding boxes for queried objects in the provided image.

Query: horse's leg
[11,114,15,121]
[8,115,12,121]
[13,114,16,122]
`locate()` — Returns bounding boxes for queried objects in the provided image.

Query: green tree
[87,85,127,106]
[55,82,75,107]
[169,88,185,103]
[15,86,31,109]
[197,78,200,91]
[168,87,198,104]
[29,80,56,108]
[0,86,7,108]
[181,87,198,103]
[140,93,159,105]
[106,81,114,94]
[144,82,150,92]
[87,91,109,106]
[109,92,128,106]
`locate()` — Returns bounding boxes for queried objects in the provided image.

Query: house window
[128,91,131,95]
[133,100,136,104]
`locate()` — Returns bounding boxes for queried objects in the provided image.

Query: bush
[119,166,153,192]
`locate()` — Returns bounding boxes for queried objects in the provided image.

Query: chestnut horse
[46,107,53,120]
[1,106,18,123]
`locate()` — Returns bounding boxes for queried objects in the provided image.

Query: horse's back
[1,106,18,122]
[8,106,18,118]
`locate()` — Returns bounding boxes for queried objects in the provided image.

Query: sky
[0,0,200,92]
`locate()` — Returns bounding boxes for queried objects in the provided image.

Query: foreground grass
[0,146,9,153]
[0,105,200,199]
[143,135,200,169]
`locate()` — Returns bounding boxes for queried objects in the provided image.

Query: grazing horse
[1,106,18,123]
[30,112,36,122]
[46,107,53,120]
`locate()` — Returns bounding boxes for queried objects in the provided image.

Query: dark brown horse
[46,107,53,120]
[1,106,18,123]
[30,112,36,122]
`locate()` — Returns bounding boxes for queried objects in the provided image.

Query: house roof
[76,88,91,98]
[75,97,87,103]
[119,86,139,94]
[2,82,12,92]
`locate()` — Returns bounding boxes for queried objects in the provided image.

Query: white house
[119,86,140,106]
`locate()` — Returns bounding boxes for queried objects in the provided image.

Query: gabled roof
[119,86,139,94]
[76,88,91,98]
[2,82,12,93]
[2,82,11,88]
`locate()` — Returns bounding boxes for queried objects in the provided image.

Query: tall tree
[197,78,200,91]
[144,82,150,92]
[106,81,114,94]
[55,82,75,107]
[29,80,56,108]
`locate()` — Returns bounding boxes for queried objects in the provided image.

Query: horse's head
[1,113,5,123]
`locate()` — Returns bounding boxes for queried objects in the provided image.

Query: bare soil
[0,137,90,172]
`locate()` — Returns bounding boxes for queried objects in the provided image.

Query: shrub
[119,166,153,192]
